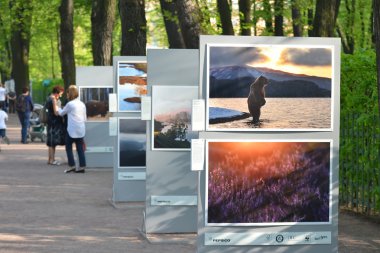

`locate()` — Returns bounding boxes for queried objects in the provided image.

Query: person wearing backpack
[16,87,34,144]
[45,86,65,165]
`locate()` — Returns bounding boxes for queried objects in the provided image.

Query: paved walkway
[0,113,379,253]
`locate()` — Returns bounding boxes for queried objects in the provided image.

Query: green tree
[91,0,116,65]
[175,0,202,49]
[374,0,380,116]
[312,0,341,37]
[238,0,251,35]
[0,0,11,82]
[10,0,33,94]
[159,0,185,48]
[119,0,147,56]
[274,0,284,36]
[217,0,234,35]
[59,0,75,89]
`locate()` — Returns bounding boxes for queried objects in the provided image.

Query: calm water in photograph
[209,97,331,129]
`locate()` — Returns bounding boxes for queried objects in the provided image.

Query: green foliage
[340,50,380,214]
[31,78,64,104]
[340,50,378,117]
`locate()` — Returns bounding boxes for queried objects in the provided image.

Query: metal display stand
[196,35,341,253]
[76,66,114,168]
[143,49,199,234]
[112,56,147,202]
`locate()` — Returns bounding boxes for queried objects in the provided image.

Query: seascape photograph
[206,140,331,226]
[118,118,146,168]
[79,87,113,121]
[152,86,198,150]
[207,44,334,131]
[118,61,147,112]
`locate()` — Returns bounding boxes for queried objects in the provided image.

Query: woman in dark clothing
[46,86,65,165]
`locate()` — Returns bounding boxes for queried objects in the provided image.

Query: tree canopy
[0,0,378,110]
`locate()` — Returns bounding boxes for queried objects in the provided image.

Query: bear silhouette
[247,75,269,124]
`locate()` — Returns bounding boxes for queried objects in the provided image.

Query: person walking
[16,87,34,144]
[7,90,16,114]
[55,85,87,173]
[0,103,10,151]
[46,86,66,165]
[0,83,7,112]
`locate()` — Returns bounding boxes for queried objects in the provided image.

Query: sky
[152,86,198,116]
[209,45,333,78]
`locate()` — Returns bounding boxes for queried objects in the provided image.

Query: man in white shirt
[56,85,87,173]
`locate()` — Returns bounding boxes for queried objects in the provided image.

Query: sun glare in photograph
[207,141,331,225]
[207,45,333,130]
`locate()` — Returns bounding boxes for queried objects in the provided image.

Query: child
[0,103,10,147]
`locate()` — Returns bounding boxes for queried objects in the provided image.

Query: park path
[0,113,379,253]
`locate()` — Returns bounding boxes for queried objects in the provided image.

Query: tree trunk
[239,0,251,35]
[9,0,33,95]
[374,0,380,117]
[274,0,284,36]
[291,0,303,36]
[312,0,341,37]
[175,0,201,49]
[263,0,273,34]
[59,0,76,90]
[336,21,352,54]
[307,8,314,37]
[217,0,234,35]
[91,0,116,66]
[342,0,355,53]
[159,0,185,48]
[119,0,147,56]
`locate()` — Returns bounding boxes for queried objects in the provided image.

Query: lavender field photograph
[117,61,147,112]
[79,87,113,121]
[152,86,198,150]
[206,44,334,131]
[206,140,331,226]
[118,118,146,168]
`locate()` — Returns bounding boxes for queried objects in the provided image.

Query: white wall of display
[196,35,341,253]
[144,49,199,233]
[76,66,114,168]
[112,56,147,202]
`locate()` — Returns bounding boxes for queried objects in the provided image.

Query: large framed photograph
[79,86,113,121]
[206,44,334,131]
[152,86,198,151]
[117,61,147,112]
[118,117,146,168]
[206,140,332,226]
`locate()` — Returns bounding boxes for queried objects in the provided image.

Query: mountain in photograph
[209,65,331,98]
[154,110,192,149]
[155,110,191,126]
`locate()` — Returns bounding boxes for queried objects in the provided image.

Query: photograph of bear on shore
[117,61,147,112]
[152,86,198,150]
[207,44,333,131]
[79,87,113,121]
[207,140,331,226]
[118,118,146,168]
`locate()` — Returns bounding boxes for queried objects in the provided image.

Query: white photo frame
[78,86,113,122]
[205,139,333,226]
[151,85,198,151]
[117,61,147,112]
[205,43,335,132]
[118,117,146,168]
